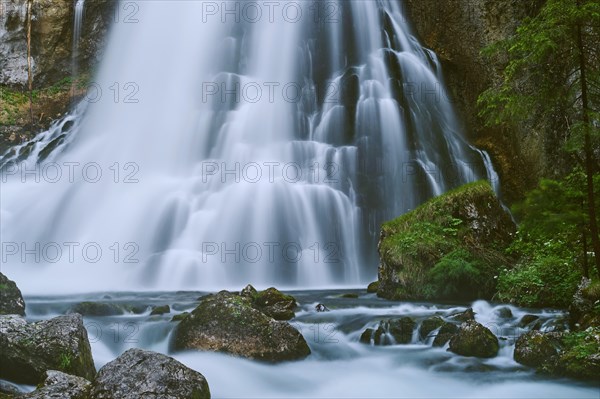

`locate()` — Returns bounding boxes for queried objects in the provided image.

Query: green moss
[378,181,512,300]
[59,353,72,372]
[556,327,600,380]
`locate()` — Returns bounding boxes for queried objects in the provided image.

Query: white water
[22,293,599,398]
[72,0,85,77]
[2,0,496,294]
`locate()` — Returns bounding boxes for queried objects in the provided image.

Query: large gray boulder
[0,272,25,316]
[0,314,95,384]
[448,320,499,358]
[514,330,561,368]
[172,291,310,362]
[22,370,90,399]
[89,348,210,399]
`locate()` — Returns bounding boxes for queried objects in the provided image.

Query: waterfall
[72,0,85,78]
[0,0,496,294]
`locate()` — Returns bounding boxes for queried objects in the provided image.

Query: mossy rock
[514,331,561,368]
[359,328,374,344]
[150,305,170,315]
[448,320,499,358]
[172,291,310,362]
[70,302,124,316]
[554,327,600,380]
[0,272,25,316]
[0,314,95,384]
[432,322,459,347]
[448,308,475,322]
[372,317,415,345]
[418,316,445,341]
[366,281,379,293]
[377,181,514,301]
[249,287,297,321]
[171,312,190,322]
[339,293,359,299]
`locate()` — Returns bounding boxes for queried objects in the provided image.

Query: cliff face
[0,0,113,152]
[0,0,113,88]
[404,0,545,203]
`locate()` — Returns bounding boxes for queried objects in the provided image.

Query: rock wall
[0,0,113,88]
[403,0,546,203]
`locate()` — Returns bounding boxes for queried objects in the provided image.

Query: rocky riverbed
[1,278,598,398]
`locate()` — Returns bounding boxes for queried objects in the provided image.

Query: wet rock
[0,272,25,316]
[149,305,170,315]
[366,281,379,293]
[22,370,90,399]
[448,320,499,358]
[0,314,95,384]
[172,291,310,362]
[70,302,123,316]
[240,284,257,298]
[554,327,600,381]
[514,331,561,368]
[171,312,190,322]
[449,308,475,322]
[373,317,416,345]
[89,348,210,399]
[251,287,296,321]
[432,322,459,347]
[315,304,329,312]
[360,328,374,344]
[339,293,359,299]
[419,316,445,341]
[518,314,540,328]
[495,307,513,319]
[0,380,25,396]
[570,278,600,330]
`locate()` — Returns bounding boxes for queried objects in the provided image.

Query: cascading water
[1,0,495,294]
[72,0,85,78]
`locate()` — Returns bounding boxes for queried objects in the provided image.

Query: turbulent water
[2,0,493,293]
[19,292,599,398]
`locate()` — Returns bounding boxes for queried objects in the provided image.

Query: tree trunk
[576,5,600,277]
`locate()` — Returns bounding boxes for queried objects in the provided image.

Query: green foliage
[428,249,495,300]
[59,353,72,372]
[379,181,513,300]
[497,170,600,307]
[478,0,600,130]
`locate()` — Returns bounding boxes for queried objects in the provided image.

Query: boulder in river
[449,308,475,322]
[22,370,90,399]
[419,316,445,341]
[70,302,124,316]
[448,320,499,358]
[251,287,297,321]
[366,281,379,293]
[373,317,416,345]
[150,304,170,315]
[89,348,210,399]
[0,314,95,384]
[172,291,310,362]
[514,331,561,368]
[432,322,459,347]
[0,272,25,316]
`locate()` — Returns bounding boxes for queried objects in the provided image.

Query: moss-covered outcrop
[514,327,600,381]
[0,272,25,316]
[448,320,499,358]
[172,291,309,362]
[0,314,95,384]
[377,181,515,300]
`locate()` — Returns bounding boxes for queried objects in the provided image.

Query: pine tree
[478,0,600,276]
